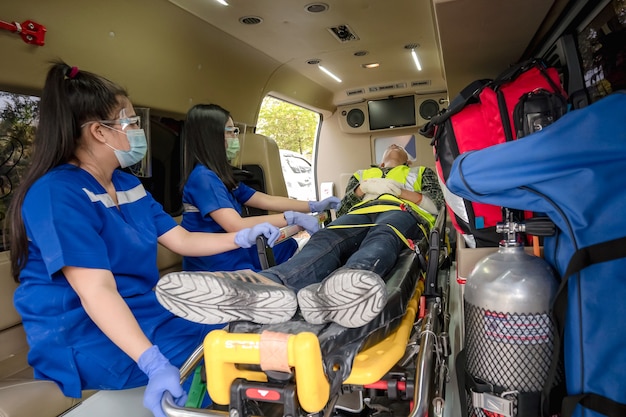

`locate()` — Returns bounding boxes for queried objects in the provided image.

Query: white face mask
[102,125,148,168]
[226,137,240,161]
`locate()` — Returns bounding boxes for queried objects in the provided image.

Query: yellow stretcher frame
[203,280,424,413]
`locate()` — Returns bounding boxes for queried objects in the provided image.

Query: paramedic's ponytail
[7,60,128,281]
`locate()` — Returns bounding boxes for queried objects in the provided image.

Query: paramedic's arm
[209,206,288,232]
[158,224,242,255]
[203,187,307,232]
[64,266,152,362]
[209,192,327,232]
[245,192,310,213]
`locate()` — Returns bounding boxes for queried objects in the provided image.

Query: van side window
[256,96,320,200]
[256,96,320,158]
[577,1,626,102]
[0,92,39,251]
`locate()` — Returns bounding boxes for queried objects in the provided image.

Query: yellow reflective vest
[351,165,436,227]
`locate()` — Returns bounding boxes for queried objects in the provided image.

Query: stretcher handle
[162,392,246,417]
[162,344,263,416]
[423,206,447,298]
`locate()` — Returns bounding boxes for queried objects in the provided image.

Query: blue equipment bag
[446,92,626,417]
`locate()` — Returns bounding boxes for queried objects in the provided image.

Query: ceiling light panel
[318,65,342,82]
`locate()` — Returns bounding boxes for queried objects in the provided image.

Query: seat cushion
[0,378,96,417]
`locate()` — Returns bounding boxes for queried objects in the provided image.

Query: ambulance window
[0,92,39,250]
[256,96,320,159]
[577,1,626,102]
[256,96,320,200]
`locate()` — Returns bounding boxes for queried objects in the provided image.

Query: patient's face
[382,145,409,165]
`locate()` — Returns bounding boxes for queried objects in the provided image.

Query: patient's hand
[359,177,403,197]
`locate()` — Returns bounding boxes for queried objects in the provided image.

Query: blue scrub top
[181,164,297,272]
[13,164,203,397]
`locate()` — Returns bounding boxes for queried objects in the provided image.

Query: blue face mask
[103,126,148,168]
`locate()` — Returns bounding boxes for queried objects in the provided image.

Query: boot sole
[298,269,387,328]
[156,271,297,325]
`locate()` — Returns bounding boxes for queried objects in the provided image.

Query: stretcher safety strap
[327,222,427,251]
[349,194,436,227]
[350,198,435,226]
[333,201,429,250]
[347,203,407,216]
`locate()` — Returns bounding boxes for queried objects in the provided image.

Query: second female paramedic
[180,103,339,272]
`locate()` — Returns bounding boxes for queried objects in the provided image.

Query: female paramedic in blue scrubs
[180,103,339,272]
[7,62,280,417]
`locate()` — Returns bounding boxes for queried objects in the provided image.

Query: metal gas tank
[464,244,557,314]
[463,243,559,401]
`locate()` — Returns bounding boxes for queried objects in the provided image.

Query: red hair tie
[68,66,79,79]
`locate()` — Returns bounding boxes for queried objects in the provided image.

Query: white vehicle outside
[279,150,316,201]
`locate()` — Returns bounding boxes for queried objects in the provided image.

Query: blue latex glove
[284,211,319,235]
[138,345,186,417]
[234,222,280,248]
[308,196,341,213]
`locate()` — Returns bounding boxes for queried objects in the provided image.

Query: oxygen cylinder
[463,238,558,417]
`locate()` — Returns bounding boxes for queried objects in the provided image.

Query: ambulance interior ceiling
[0,0,574,117]
[166,0,571,105]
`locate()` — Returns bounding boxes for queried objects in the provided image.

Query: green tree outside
[256,96,319,159]
[0,92,39,250]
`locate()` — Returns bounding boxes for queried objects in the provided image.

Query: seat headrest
[239,133,289,198]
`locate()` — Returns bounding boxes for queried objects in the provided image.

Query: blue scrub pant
[73,316,221,391]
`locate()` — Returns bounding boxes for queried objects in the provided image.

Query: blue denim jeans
[259,210,424,291]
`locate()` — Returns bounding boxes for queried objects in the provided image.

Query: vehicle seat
[338,172,354,199]
[236,133,289,216]
[0,251,96,417]
[157,216,184,274]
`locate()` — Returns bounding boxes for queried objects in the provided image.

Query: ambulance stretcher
[161,208,452,417]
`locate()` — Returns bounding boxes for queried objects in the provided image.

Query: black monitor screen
[368,95,416,130]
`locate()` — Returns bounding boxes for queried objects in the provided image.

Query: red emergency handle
[0,19,46,46]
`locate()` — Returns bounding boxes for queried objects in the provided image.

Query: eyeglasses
[99,115,142,130]
[225,126,240,135]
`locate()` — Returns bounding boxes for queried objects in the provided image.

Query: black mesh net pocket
[463,301,557,417]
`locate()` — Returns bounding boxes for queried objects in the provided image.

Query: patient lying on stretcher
[156,144,444,328]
